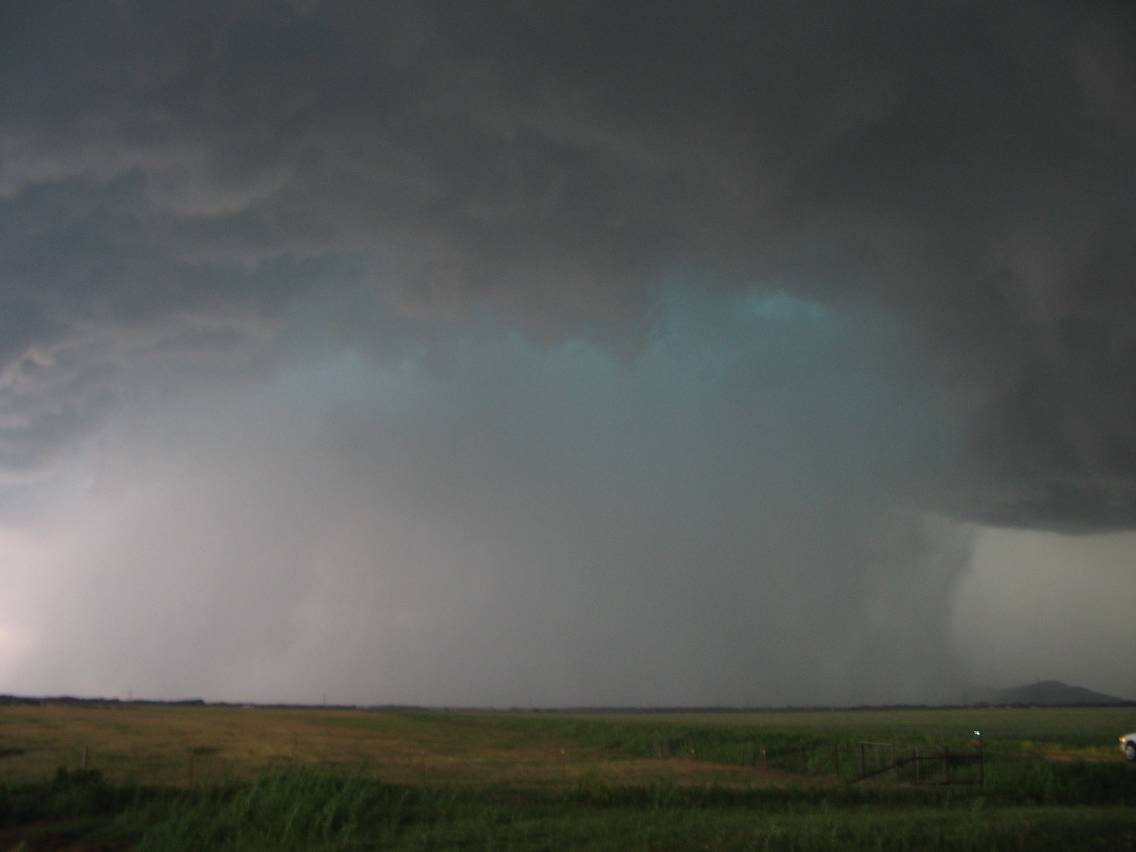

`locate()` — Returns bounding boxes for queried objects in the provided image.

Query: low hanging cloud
[1,2,1134,703]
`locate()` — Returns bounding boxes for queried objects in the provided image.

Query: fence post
[761,748,768,774]
[914,750,920,784]
[80,746,88,770]
[188,753,196,787]
[859,743,865,781]
[833,744,840,777]
[943,747,950,785]
[977,740,983,787]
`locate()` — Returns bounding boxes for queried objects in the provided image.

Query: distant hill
[977,680,1131,707]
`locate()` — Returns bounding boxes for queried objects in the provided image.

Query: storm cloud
[1,1,1133,703]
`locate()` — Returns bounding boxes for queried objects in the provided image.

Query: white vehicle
[1121,733,1136,762]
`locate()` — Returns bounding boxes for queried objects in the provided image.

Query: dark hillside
[992,680,1130,706]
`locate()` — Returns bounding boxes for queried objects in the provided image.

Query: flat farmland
[0,704,827,788]
[1,702,1134,850]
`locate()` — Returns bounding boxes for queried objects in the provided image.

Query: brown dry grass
[0,704,817,790]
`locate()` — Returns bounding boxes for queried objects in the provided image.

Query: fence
[852,741,984,785]
[713,739,987,786]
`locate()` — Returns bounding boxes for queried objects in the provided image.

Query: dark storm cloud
[2,0,1135,528]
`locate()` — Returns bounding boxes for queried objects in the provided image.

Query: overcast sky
[1,1,1134,706]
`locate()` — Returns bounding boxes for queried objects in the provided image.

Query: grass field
[2,703,1134,849]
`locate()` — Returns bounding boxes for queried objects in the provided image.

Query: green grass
[381,706,1133,784]
[2,704,1135,849]
[3,766,1135,851]
[482,706,1135,754]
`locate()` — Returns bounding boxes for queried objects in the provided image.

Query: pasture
[1,702,1134,849]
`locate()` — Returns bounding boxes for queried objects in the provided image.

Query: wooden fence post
[943,747,950,785]
[914,750,920,784]
[859,743,865,781]
[80,746,88,770]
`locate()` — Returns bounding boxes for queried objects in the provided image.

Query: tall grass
[3,765,1135,851]
[4,706,1135,849]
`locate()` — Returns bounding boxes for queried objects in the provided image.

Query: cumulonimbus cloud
[1,0,1134,532]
